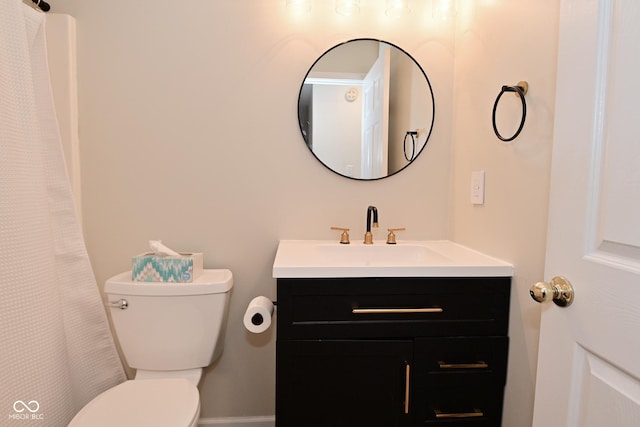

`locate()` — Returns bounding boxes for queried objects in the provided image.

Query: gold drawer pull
[352,307,443,314]
[438,361,489,370]
[435,409,484,419]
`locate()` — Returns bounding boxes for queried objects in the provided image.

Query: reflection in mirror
[298,39,435,180]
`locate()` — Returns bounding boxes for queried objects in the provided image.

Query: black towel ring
[492,81,528,142]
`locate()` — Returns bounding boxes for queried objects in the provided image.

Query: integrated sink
[316,242,451,265]
[273,240,514,278]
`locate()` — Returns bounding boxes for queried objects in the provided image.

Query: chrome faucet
[364,205,379,244]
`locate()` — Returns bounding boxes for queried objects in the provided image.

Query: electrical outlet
[471,171,485,205]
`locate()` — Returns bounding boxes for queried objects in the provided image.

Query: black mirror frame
[297,38,435,181]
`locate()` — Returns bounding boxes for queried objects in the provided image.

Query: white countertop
[272,240,514,278]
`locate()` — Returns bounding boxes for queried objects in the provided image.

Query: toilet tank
[105,269,233,371]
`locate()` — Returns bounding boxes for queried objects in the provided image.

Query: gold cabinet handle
[434,409,484,419]
[404,362,410,414]
[438,361,489,370]
[352,307,443,314]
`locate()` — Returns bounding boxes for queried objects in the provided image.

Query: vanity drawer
[414,337,508,384]
[277,277,510,340]
[412,374,505,426]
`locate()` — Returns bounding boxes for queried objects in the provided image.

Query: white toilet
[69,269,233,427]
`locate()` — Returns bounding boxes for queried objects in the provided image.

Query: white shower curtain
[0,1,126,425]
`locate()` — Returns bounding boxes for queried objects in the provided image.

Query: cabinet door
[276,340,413,427]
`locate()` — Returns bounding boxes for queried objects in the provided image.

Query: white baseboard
[198,416,275,427]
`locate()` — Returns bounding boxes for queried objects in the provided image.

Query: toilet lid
[69,379,200,427]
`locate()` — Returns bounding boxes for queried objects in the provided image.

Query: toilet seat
[69,379,200,427]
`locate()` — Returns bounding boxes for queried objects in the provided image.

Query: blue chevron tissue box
[132,252,203,282]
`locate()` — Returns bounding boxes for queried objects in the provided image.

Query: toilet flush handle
[106,299,128,310]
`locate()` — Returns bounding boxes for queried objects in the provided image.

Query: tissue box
[132,252,203,282]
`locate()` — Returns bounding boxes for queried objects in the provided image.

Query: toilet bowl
[69,379,200,427]
[69,269,233,427]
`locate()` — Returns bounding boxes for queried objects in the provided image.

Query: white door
[361,44,390,179]
[532,0,640,426]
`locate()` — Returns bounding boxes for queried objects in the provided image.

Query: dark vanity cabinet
[276,277,511,427]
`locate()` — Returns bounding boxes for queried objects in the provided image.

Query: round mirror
[298,38,435,180]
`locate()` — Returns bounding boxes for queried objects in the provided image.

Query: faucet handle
[386,228,406,244]
[330,227,351,244]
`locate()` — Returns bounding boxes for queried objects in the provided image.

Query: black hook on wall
[31,0,51,12]
[492,81,529,142]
